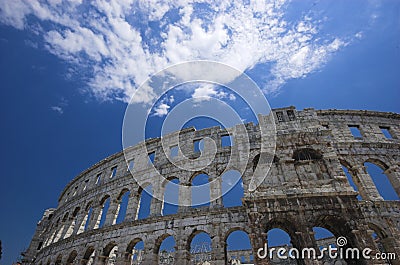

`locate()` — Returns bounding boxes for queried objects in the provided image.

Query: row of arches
[341,158,399,201]
[42,170,245,249]
[40,229,252,265]
[42,156,398,250]
[39,218,395,265]
[61,146,317,206]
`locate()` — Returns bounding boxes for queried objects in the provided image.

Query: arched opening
[54,213,68,242]
[137,184,152,220]
[266,227,300,264]
[98,196,111,228]
[222,170,243,207]
[267,228,291,246]
[157,235,176,264]
[162,178,179,216]
[103,243,118,265]
[189,231,212,264]
[292,148,322,161]
[82,204,93,233]
[82,247,95,265]
[54,254,62,265]
[45,229,56,247]
[126,239,144,264]
[368,223,397,264]
[314,216,360,265]
[312,226,350,264]
[116,189,130,224]
[191,173,210,208]
[364,162,399,200]
[65,207,80,238]
[66,250,77,265]
[225,230,253,264]
[341,164,362,200]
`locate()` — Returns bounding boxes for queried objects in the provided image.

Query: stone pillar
[95,255,107,265]
[115,254,126,265]
[73,210,88,235]
[178,183,191,212]
[53,224,65,243]
[104,199,120,226]
[248,214,270,265]
[88,206,102,230]
[211,227,225,265]
[61,216,75,239]
[44,228,56,247]
[351,229,381,265]
[210,175,223,208]
[125,192,140,221]
[150,182,163,217]
[350,165,383,201]
[384,165,400,198]
[380,237,400,265]
[141,240,157,265]
[175,228,190,265]
[293,229,319,265]
[121,252,131,265]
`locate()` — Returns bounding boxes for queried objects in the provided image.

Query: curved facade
[23,107,400,265]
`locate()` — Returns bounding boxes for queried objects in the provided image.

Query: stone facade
[22,107,400,265]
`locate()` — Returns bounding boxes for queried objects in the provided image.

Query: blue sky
[0,0,399,264]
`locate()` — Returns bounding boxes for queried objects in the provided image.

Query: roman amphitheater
[22,107,399,265]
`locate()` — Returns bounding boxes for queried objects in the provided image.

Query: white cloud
[50,98,68,114]
[0,1,30,29]
[191,84,236,103]
[51,106,64,114]
[153,103,170,117]
[0,0,365,102]
[192,84,218,101]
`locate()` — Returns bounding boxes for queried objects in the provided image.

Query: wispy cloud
[152,93,175,117]
[50,97,68,114]
[51,106,64,114]
[0,0,369,102]
[192,84,235,102]
[153,103,170,117]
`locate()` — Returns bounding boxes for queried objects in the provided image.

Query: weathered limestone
[22,107,400,265]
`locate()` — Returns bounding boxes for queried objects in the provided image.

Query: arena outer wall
[22,107,400,265]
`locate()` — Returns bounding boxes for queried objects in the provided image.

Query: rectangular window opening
[148,152,155,164]
[170,145,179,158]
[37,242,43,250]
[83,179,89,191]
[127,159,135,170]
[380,126,393,139]
[221,134,233,147]
[95,173,102,185]
[276,111,284,122]
[348,125,362,139]
[110,166,117,178]
[287,110,295,121]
